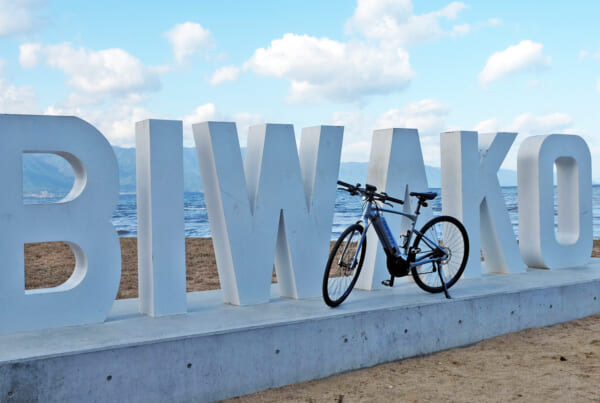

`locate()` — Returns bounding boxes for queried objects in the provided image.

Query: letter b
[0,115,121,334]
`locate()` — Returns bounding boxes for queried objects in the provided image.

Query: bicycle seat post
[414,198,426,215]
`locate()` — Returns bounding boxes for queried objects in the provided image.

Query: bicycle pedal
[381,279,394,287]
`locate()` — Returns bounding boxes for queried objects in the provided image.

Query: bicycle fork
[339,229,365,273]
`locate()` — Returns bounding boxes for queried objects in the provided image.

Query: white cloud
[104,107,156,146]
[244,34,414,102]
[331,111,369,138]
[451,24,471,36]
[182,103,219,126]
[508,112,572,134]
[526,79,542,89]
[43,99,263,148]
[488,18,502,27]
[341,140,373,162]
[330,110,372,161]
[18,43,42,67]
[0,78,38,113]
[29,41,167,146]
[181,103,220,145]
[236,1,487,104]
[45,104,155,147]
[238,1,482,104]
[231,112,266,146]
[375,99,451,136]
[180,104,265,146]
[332,105,576,167]
[345,0,467,46]
[330,99,451,163]
[473,118,499,133]
[165,22,214,63]
[20,42,163,103]
[474,112,575,170]
[453,18,501,38]
[374,99,451,165]
[209,66,240,86]
[479,40,551,84]
[474,112,573,135]
[419,135,443,166]
[0,0,45,37]
[579,50,589,60]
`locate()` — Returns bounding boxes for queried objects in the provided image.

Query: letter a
[356,128,433,290]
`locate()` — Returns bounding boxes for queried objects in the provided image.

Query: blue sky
[1,0,599,178]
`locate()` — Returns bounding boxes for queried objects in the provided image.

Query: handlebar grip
[337,180,353,188]
[387,195,404,205]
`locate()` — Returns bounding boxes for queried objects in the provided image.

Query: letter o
[517,134,592,269]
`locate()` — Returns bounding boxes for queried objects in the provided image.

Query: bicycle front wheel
[322,224,367,307]
[411,215,469,293]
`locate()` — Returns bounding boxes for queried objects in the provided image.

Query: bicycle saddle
[409,191,437,200]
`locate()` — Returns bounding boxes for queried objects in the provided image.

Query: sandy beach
[24,239,600,402]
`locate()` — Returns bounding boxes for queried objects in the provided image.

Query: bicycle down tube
[360,201,448,267]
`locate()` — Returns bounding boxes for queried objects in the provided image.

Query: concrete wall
[2,261,600,402]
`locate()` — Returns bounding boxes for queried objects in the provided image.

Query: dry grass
[24,237,276,298]
[25,239,600,298]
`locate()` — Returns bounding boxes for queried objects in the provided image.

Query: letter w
[193,122,343,305]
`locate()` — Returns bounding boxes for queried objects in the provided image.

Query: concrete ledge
[2,260,600,402]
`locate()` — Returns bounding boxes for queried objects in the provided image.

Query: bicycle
[322,180,469,307]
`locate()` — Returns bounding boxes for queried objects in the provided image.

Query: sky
[1,0,599,179]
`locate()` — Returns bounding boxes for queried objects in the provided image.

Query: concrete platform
[2,260,600,402]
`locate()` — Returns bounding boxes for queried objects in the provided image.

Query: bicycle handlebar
[337,180,404,205]
[381,193,404,205]
[337,180,354,189]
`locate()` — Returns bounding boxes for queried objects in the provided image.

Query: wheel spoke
[411,216,468,294]
[323,225,366,307]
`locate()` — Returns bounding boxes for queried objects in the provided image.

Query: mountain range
[22,146,519,195]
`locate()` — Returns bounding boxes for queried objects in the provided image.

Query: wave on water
[23,186,600,240]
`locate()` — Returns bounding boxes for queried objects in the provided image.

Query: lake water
[24,186,600,239]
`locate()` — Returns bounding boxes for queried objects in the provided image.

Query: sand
[23,239,600,402]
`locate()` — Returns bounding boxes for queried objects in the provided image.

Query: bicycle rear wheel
[411,215,468,293]
[322,224,367,307]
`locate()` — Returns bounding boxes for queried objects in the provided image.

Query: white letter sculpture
[440,131,526,277]
[136,119,187,316]
[193,122,343,305]
[518,134,592,269]
[0,114,121,334]
[356,128,432,290]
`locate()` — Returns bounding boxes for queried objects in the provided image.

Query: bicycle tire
[322,224,367,307]
[411,215,469,293]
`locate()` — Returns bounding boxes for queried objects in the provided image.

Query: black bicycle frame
[347,199,448,270]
